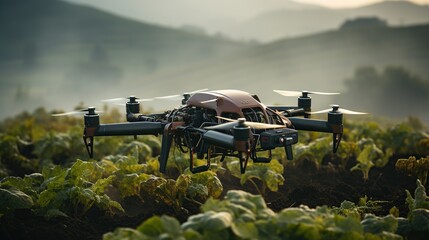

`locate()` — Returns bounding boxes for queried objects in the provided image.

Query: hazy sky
[66,0,429,38]
[295,0,429,8]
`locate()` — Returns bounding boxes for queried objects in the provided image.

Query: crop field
[1,108,428,240]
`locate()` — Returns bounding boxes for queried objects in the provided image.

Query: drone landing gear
[190,147,211,173]
[238,152,250,174]
[285,145,293,160]
[252,150,272,163]
[83,136,94,159]
[280,137,294,160]
[159,124,173,173]
[332,132,342,153]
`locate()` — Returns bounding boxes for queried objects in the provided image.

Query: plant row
[103,180,429,240]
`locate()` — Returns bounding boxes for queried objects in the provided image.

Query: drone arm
[202,131,234,149]
[87,122,164,136]
[267,106,307,117]
[126,113,159,122]
[288,117,333,133]
[83,120,165,159]
[289,116,343,153]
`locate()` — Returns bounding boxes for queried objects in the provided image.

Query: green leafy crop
[396,156,429,185]
[227,159,284,196]
[351,138,391,181]
[104,190,404,240]
[0,160,124,218]
[395,180,429,237]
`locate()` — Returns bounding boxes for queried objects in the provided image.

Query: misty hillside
[0,0,245,69]
[65,0,323,35]
[140,24,429,113]
[231,1,429,42]
[0,0,247,118]
[1,0,428,122]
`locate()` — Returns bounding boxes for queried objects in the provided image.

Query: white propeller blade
[274,90,340,97]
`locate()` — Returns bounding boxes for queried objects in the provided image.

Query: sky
[296,0,429,8]
[66,0,429,34]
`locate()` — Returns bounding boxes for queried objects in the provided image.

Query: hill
[65,0,322,34]
[140,24,429,119]
[230,1,429,42]
[0,0,247,119]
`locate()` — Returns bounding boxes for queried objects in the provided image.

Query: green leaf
[103,228,145,240]
[226,190,268,213]
[332,214,363,234]
[98,160,119,177]
[189,171,223,199]
[294,137,331,167]
[160,215,182,236]
[182,229,203,240]
[175,174,190,196]
[0,188,34,214]
[91,175,115,195]
[118,141,152,163]
[116,173,150,197]
[187,183,208,200]
[228,159,284,195]
[361,214,398,234]
[405,179,429,214]
[137,215,183,238]
[0,174,43,201]
[182,211,233,238]
[38,188,70,214]
[69,159,103,184]
[182,212,206,230]
[95,194,124,214]
[155,179,180,208]
[137,215,164,236]
[231,221,258,239]
[203,211,233,231]
[43,208,69,220]
[409,209,429,232]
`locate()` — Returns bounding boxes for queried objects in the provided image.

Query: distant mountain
[65,0,322,34]
[344,1,429,25]
[140,24,429,113]
[0,0,245,68]
[230,1,429,42]
[0,0,247,119]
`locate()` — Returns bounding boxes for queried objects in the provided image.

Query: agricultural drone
[56,89,366,173]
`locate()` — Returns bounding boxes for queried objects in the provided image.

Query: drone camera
[260,128,298,150]
[260,128,298,161]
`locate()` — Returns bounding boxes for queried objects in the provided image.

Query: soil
[0,155,421,240]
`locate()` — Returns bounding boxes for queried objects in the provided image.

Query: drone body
[80,89,363,174]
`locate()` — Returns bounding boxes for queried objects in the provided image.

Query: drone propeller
[185,88,209,95]
[205,116,285,131]
[101,96,153,103]
[274,90,340,97]
[154,94,182,100]
[52,107,102,117]
[154,88,209,101]
[308,105,367,115]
